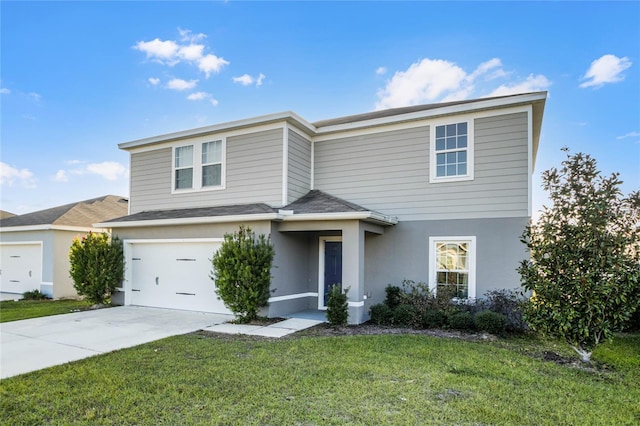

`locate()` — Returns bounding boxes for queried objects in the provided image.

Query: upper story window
[430,120,474,183]
[202,140,222,187]
[174,145,194,190]
[173,139,225,192]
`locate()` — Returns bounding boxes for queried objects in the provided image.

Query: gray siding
[363,217,528,308]
[313,112,529,220]
[287,129,312,203]
[129,129,284,214]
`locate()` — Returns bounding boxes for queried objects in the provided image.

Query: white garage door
[128,240,231,314]
[0,243,43,295]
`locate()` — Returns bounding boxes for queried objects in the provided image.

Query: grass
[1,331,638,425]
[0,299,94,323]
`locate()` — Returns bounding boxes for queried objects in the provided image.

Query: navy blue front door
[323,241,342,306]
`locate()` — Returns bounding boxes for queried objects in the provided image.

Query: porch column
[342,221,365,324]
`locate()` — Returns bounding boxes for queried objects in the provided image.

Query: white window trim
[429,236,476,299]
[171,138,226,194]
[429,119,474,183]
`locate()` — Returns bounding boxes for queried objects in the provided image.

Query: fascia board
[282,212,398,225]
[119,112,316,150]
[94,213,283,228]
[315,92,548,135]
[0,225,103,233]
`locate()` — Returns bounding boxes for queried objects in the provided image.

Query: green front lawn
[0,299,93,323]
[1,331,638,425]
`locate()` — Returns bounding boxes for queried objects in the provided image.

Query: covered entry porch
[268,191,397,324]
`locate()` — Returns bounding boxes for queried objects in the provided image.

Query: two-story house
[98,91,546,324]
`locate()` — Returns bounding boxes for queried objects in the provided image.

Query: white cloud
[134,29,229,79]
[232,73,265,87]
[580,54,632,88]
[375,59,468,109]
[198,54,229,78]
[86,162,127,181]
[54,170,68,182]
[27,92,42,102]
[617,131,640,140]
[0,88,10,94]
[148,77,160,85]
[487,74,552,97]
[178,44,205,61]
[187,91,209,100]
[0,162,36,188]
[233,74,253,86]
[376,67,387,75]
[178,28,206,43]
[167,78,198,91]
[185,91,219,106]
[134,38,179,63]
[375,58,551,110]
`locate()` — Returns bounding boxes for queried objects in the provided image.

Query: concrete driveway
[0,306,233,379]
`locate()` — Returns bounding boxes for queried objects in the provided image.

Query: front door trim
[318,236,342,310]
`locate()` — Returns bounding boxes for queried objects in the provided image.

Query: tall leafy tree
[211,226,275,323]
[69,232,124,305]
[519,150,640,362]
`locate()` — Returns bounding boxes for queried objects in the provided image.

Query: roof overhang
[95,211,398,229]
[0,225,105,233]
[277,211,398,226]
[314,92,547,135]
[119,111,316,150]
[94,213,282,228]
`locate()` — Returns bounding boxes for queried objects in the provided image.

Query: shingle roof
[100,191,383,225]
[0,195,128,228]
[283,190,369,214]
[102,203,276,223]
[0,211,15,219]
[312,92,542,128]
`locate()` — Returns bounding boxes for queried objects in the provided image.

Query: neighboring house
[0,195,128,299]
[0,211,16,219]
[98,92,546,324]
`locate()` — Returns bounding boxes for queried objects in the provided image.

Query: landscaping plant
[326,285,349,327]
[211,226,275,323]
[519,149,640,362]
[69,232,124,305]
[482,289,527,332]
[474,310,507,335]
[22,290,50,300]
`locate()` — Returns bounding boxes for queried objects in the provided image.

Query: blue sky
[1,1,639,216]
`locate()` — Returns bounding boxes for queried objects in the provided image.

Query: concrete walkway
[205,317,324,338]
[1,306,323,379]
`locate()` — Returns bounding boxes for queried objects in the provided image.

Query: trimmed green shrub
[69,232,124,305]
[384,285,403,309]
[22,290,50,300]
[393,304,417,327]
[211,226,275,323]
[475,310,507,335]
[421,308,448,329]
[483,289,526,332]
[327,285,349,327]
[448,311,475,331]
[399,279,432,313]
[369,303,393,326]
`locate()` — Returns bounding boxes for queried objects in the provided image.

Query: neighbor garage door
[0,243,42,295]
[127,240,231,314]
